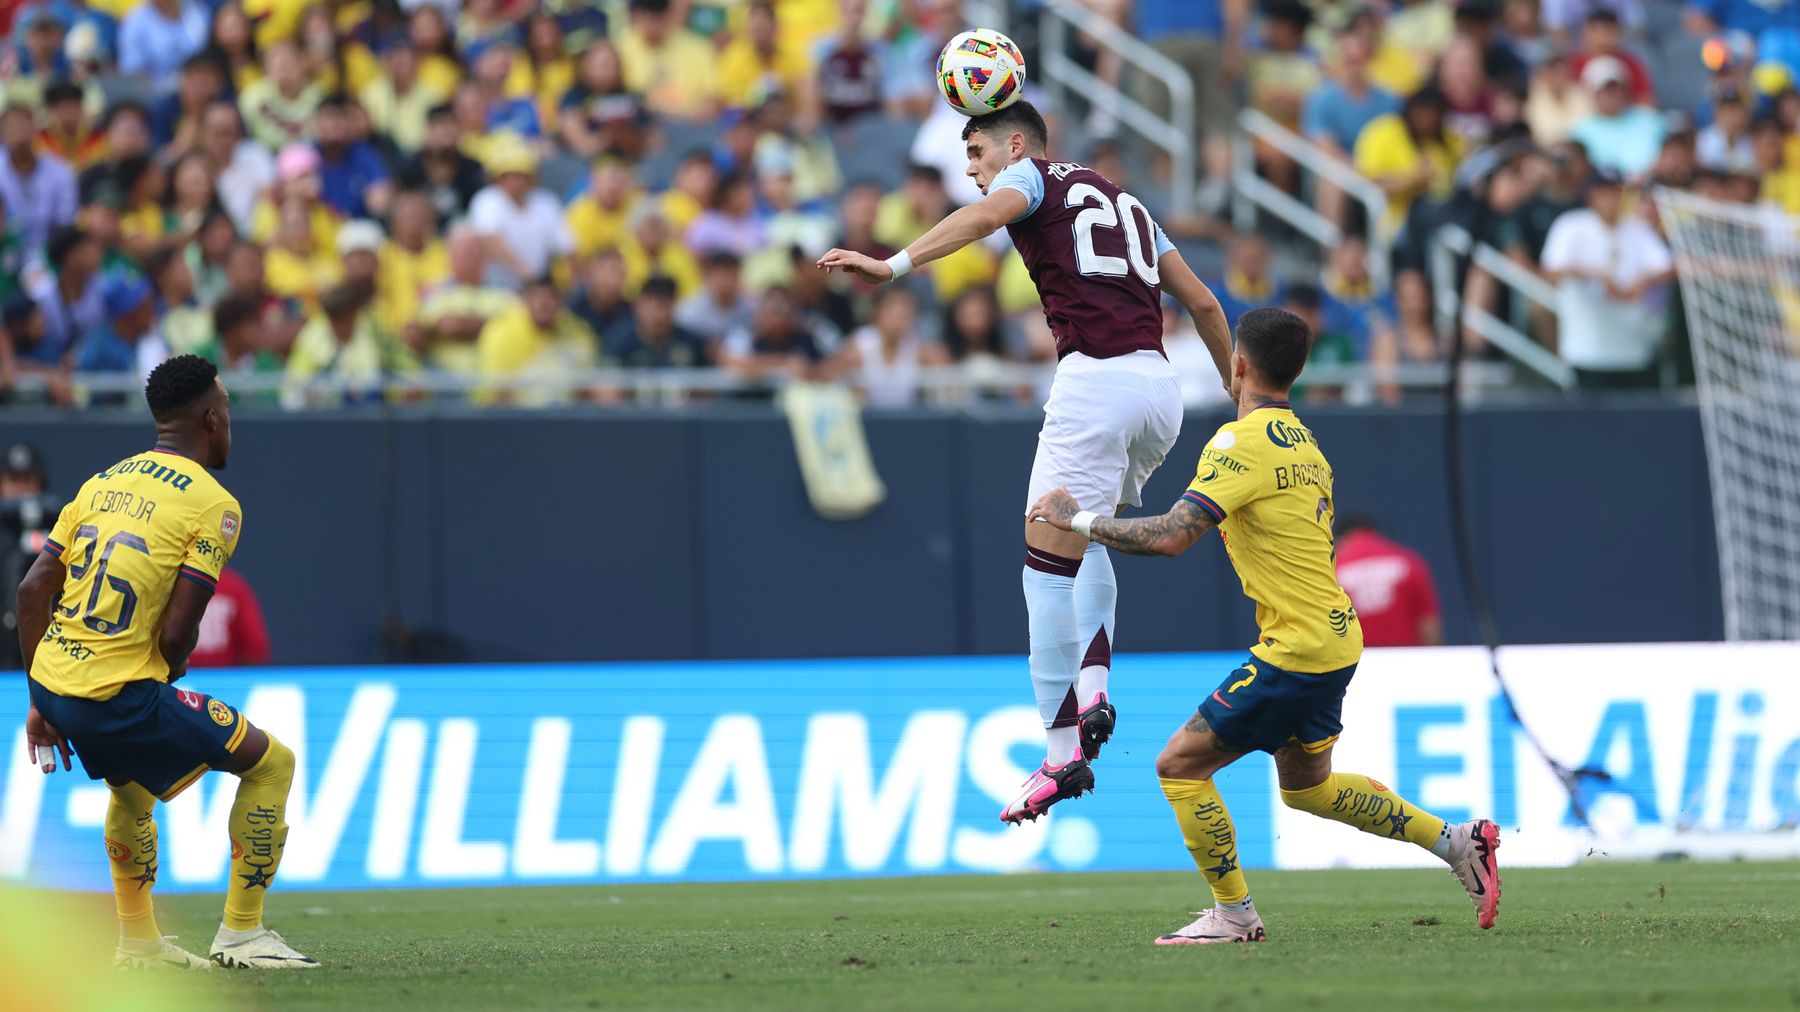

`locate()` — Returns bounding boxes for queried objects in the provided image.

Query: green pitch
[148,861,1796,1011]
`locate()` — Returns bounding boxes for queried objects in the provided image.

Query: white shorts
[1025,350,1185,515]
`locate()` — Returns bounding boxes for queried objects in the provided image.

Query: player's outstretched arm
[1028,487,1216,558]
[1159,250,1234,395]
[817,189,1028,284]
[158,577,215,684]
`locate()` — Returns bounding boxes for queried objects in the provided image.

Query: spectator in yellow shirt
[409,5,465,98]
[566,156,642,258]
[1354,85,1464,237]
[620,203,702,298]
[717,1,815,110]
[249,144,341,251]
[657,151,716,233]
[239,42,323,151]
[204,2,264,96]
[616,0,718,122]
[284,282,419,405]
[1754,116,1800,214]
[476,275,601,406]
[264,197,341,306]
[419,226,517,376]
[378,191,451,343]
[511,11,577,129]
[296,4,380,95]
[363,33,444,154]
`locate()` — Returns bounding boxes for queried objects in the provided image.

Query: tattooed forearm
[1087,499,1215,557]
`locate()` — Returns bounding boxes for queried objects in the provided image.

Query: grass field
[56,861,1800,1010]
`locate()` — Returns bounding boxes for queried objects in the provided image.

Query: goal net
[1656,189,1800,640]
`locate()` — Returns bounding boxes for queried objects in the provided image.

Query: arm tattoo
[1087,499,1216,557]
[1184,710,1211,734]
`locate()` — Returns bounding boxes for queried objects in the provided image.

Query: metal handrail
[1232,108,1389,289]
[3,359,1516,410]
[1037,0,1195,217]
[1429,224,1576,389]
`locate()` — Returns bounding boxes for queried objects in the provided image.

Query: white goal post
[1655,188,1800,640]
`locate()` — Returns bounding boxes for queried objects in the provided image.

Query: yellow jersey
[34,449,242,700]
[1183,403,1362,673]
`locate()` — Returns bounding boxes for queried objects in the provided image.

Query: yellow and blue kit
[26,448,249,799]
[1184,402,1364,754]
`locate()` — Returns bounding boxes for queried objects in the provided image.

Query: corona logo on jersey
[2,644,1798,892]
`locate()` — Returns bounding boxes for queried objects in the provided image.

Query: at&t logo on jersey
[177,688,204,711]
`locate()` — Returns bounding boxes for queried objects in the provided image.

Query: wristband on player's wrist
[884,250,913,279]
[1071,510,1099,538]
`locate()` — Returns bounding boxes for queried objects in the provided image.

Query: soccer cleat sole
[1078,701,1117,761]
[999,764,1096,825]
[1154,926,1267,946]
[211,952,320,970]
[1470,820,1502,930]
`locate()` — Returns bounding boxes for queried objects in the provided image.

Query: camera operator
[2,443,61,671]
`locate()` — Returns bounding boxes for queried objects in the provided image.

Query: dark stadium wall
[4,404,1722,665]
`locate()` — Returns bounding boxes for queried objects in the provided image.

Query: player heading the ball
[818,99,1234,826]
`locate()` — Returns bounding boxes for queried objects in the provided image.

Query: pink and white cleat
[1154,906,1267,945]
[1447,819,1502,930]
[999,754,1095,824]
[1077,693,1117,761]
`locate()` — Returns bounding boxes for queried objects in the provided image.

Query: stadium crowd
[0,0,1794,407]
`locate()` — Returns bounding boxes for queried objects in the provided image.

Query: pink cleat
[999,754,1095,824]
[1077,692,1117,761]
[1447,819,1502,930]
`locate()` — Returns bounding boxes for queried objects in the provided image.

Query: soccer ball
[936,29,1027,117]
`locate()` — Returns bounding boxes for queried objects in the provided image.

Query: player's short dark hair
[1584,8,1620,24]
[1236,307,1313,389]
[426,102,456,121]
[145,354,219,419]
[640,275,678,300]
[317,93,352,113]
[961,101,1049,155]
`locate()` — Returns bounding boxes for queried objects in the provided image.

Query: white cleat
[210,924,320,969]
[1154,906,1267,945]
[113,935,213,970]
[1446,819,1503,930]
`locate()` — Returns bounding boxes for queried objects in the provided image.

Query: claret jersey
[1181,403,1363,672]
[991,157,1177,360]
[32,448,242,699]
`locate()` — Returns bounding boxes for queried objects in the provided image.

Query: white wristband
[884,250,913,279]
[1071,510,1099,538]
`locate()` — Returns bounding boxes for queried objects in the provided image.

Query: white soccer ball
[936,28,1027,117]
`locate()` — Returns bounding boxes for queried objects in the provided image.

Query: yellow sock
[1159,778,1251,906]
[1281,772,1447,852]
[104,782,161,941]
[223,735,296,931]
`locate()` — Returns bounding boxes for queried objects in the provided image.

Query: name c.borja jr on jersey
[36,448,242,700]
